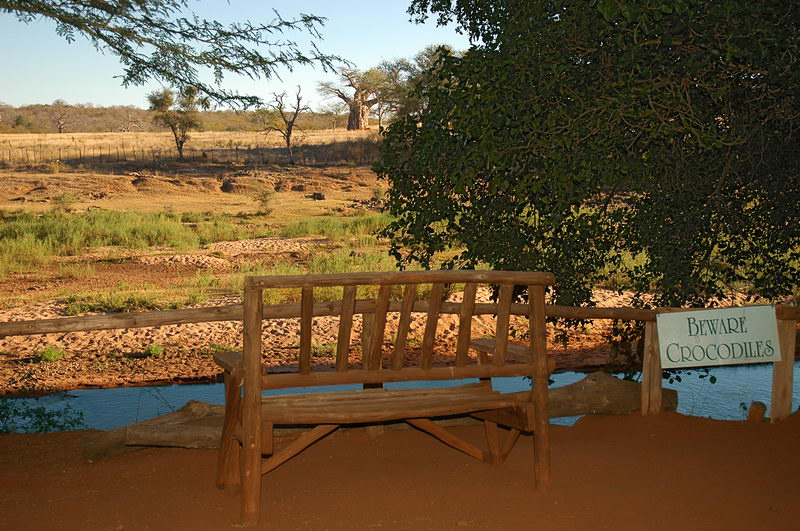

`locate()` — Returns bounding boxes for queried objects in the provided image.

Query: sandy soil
[0,411,797,530]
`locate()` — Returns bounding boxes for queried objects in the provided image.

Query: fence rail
[0,301,796,420]
[0,139,382,167]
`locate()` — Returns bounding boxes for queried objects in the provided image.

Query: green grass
[0,210,248,276]
[279,213,391,241]
[38,345,67,362]
[143,343,165,357]
[60,286,164,315]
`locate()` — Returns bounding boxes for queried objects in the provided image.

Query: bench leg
[483,420,501,465]
[533,418,551,490]
[216,371,242,491]
[407,418,487,462]
[500,428,521,462]
[261,424,339,474]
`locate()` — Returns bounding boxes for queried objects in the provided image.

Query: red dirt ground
[1,411,798,530]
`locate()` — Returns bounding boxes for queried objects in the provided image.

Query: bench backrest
[242,270,555,391]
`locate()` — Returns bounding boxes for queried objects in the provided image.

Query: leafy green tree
[378,44,460,119]
[1,0,339,108]
[147,87,208,160]
[377,0,799,310]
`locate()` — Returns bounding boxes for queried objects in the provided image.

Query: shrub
[253,187,275,215]
[39,345,67,362]
[51,193,77,213]
[144,343,165,357]
[0,399,85,433]
[47,160,63,174]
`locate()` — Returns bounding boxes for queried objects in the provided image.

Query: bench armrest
[213,350,243,374]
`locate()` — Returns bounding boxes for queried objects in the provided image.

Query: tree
[378,44,459,119]
[49,99,69,134]
[147,87,208,160]
[377,1,799,310]
[317,101,348,131]
[318,68,387,130]
[1,1,339,108]
[258,87,310,165]
[117,112,142,133]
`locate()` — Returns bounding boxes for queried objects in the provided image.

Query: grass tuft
[38,345,67,362]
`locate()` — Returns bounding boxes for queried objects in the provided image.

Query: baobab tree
[317,68,386,130]
[50,99,69,133]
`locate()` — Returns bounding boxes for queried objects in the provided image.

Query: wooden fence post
[641,320,663,415]
[770,317,797,422]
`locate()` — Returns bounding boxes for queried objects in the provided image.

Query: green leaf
[598,0,620,22]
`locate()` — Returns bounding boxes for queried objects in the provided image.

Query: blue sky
[0,1,471,110]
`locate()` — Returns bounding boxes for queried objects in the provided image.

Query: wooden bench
[213,270,555,526]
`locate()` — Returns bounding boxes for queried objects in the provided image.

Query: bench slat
[261,363,533,389]
[494,284,514,366]
[259,385,530,424]
[455,282,478,366]
[421,283,445,370]
[368,285,392,370]
[392,284,417,370]
[336,286,356,372]
[299,286,313,375]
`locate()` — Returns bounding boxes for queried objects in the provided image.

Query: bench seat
[259,383,530,424]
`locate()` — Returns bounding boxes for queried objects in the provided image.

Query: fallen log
[82,372,677,461]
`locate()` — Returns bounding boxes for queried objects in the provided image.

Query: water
[5,363,798,432]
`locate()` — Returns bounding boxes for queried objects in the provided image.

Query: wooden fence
[0,301,796,420]
[0,140,381,167]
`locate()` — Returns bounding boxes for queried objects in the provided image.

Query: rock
[308,192,326,201]
[220,179,236,193]
[291,184,306,191]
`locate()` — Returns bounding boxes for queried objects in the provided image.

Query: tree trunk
[285,136,295,165]
[347,102,370,130]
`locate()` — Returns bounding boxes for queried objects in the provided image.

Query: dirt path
[1,411,797,529]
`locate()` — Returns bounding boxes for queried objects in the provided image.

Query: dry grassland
[0,129,381,166]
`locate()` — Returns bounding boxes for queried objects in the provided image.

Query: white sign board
[656,306,781,369]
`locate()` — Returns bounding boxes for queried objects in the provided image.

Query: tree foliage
[377,0,799,308]
[1,0,339,108]
[378,44,460,118]
[147,87,208,160]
